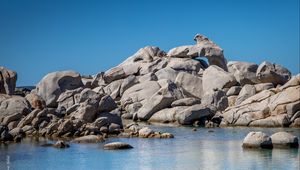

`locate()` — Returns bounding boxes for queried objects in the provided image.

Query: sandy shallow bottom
[0,126,299,170]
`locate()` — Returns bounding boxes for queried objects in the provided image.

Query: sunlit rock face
[0,34,299,143]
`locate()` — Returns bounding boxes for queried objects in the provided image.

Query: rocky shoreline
[1,34,299,144]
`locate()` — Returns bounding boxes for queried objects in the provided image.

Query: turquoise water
[0,126,299,170]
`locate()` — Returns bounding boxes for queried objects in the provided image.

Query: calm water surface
[0,126,299,170]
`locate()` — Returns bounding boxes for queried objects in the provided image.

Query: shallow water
[0,126,299,170]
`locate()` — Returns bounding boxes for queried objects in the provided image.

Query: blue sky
[0,0,299,86]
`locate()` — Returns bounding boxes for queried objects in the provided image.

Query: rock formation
[0,34,299,143]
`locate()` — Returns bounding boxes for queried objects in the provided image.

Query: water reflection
[0,127,299,170]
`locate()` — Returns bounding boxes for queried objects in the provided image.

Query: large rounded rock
[242,132,273,149]
[35,71,84,107]
[0,66,17,95]
[176,104,212,125]
[175,72,203,98]
[103,142,133,150]
[203,65,236,93]
[227,61,258,85]
[270,132,299,148]
[256,61,291,85]
[121,81,161,107]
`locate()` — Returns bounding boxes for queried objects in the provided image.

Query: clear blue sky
[1,0,299,86]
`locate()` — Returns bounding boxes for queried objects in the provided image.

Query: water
[0,126,299,170]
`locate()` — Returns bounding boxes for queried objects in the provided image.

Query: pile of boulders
[1,34,299,143]
[119,123,174,138]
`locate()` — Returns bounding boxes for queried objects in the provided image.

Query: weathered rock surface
[203,66,236,93]
[1,34,299,143]
[35,71,84,107]
[242,132,273,149]
[235,84,256,105]
[175,72,203,98]
[222,74,300,127]
[98,95,117,112]
[256,61,291,85]
[168,34,227,71]
[0,96,31,125]
[270,132,299,148]
[103,142,133,150]
[171,98,201,107]
[73,135,104,143]
[148,106,188,124]
[227,61,258,85]
[176,104,212,125]
[137,81,181,120]
[226,86,242,97]
[25,93,46,110]
[120,125,175,139]
[0,67,17,95]
[202,90,228,112]
[167,57,204,73]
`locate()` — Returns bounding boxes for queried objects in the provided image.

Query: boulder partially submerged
[103,142,133,150]
[242,131,299,149]
[270,132,299,148]
[242,132,273,149]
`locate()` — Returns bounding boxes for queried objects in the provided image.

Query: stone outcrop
[0,33,299,144]
[221,74,300,127]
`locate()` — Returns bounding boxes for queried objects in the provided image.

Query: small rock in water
[41,140,70,149]
[103,142,133,150]
[54,140,70,148]
[192,128,197,131]
[138,127,154,138]
[161,133,174,138]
